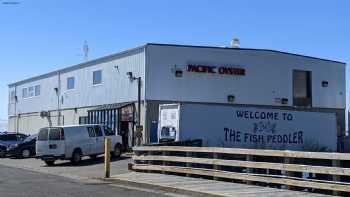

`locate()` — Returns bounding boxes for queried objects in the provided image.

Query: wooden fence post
[246,155,253,185]
[332,160,341,196]
[284,157,294,190]
[213,152,220,181]
[162,150,167,174]
[186,151,192,177]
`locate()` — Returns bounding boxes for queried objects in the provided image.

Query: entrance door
[293,70,312,107]
[120,121,129,150]
[150,121,158,143]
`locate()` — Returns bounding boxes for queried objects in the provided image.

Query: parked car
[0,144,6,158]
[36,124,123,166]
[0,132,28,156]
[7,134,37,158]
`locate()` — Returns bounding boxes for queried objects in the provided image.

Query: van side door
[47,128,65,156]
[94,126,105,154]
[87,127,96,155]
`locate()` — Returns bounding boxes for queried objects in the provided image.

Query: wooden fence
[131,146,350,195]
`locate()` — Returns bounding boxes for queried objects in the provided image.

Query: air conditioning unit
[40,111,49,118]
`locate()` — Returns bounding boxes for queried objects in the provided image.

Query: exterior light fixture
[175,70,183,78]
[281,98,288,104]
[126,72,134,81]
[322,81,328,87]
[227,95,235,103]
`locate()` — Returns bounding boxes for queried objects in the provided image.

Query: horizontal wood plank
[131,164,350,192]
[133,155,350,176]
[133,146,350,160]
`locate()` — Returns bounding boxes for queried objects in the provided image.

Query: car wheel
[71,149,82,164]
[44,160,55,166]
[111,144,122,158]
[21,149,31,158]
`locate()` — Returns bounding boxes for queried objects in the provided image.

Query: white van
[36,124,122,166]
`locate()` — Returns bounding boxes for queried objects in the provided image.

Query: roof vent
[230,38,240,48]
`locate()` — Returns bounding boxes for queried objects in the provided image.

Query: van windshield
[38,128,48,141]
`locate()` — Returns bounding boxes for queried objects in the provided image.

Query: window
[87,127,96,137]
[293,70,312,107]
[28,86,34,97]
[16,134,27,141]
[5,134,17,141]
[38,128,49,141]
[93,70,102,85]
[49,128,62,141]
[22,85,40,99]
[22,88,28,98]
[94,126,103,137]
[79,116,89,124]
[35,85,40,96]
[67,77,75,90]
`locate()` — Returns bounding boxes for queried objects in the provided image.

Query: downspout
[57,71,61,126]
[14,85,18,133]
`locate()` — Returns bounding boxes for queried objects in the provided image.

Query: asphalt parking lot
[0,155,132,181]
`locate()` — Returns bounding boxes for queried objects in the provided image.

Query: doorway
[293,70,312,107]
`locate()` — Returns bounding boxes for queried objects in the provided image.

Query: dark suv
[0,132,28,157]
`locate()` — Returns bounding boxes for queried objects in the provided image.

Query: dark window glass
[49,128,61,140]
[16,134,27,141]
[79,116,88,124]
[94,126,103,137]
[0,135,4,141]
[87,127,96,137]
[6,134,17,141]
[38,128,49,141]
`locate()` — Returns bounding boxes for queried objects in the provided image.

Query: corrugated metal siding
[60,48,145,109]
[146,45,345,109]
[9,47,145,115]
[15,75,59,114]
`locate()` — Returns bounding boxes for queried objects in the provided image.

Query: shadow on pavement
[43,156,131,167]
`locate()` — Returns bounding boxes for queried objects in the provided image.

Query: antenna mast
[83,40,89,61]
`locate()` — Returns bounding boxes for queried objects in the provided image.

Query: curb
[101,177,228,197]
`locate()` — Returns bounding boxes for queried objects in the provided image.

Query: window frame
[67,76,75,90]
[22,85,41,99]
[22,88,28,99]
[34,85,40,96]
[92,70,103,85]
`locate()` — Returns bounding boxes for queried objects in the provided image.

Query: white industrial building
[7,43,346,149]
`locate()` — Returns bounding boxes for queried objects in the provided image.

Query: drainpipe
[55,71,61,126]
[14,85,18,133]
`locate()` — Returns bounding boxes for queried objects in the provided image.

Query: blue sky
[0,0,349,120]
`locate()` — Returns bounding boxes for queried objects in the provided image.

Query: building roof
[9,43,346,87]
